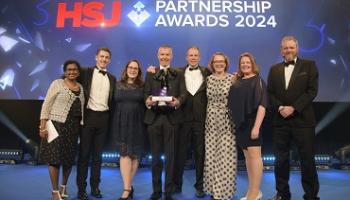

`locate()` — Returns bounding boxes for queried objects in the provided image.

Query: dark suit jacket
[181,65,211,123]
[78,67,116,112]
[267,58,318,127]
[144,67,187,125]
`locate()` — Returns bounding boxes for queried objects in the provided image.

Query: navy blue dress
[111,82,146,157]
[228,75,267,149]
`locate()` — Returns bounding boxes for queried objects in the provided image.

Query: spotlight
[25,139,39,164]
[140,154,153,167]
[0,149,23,164]
[262,155,275,165]
[314,154,331,169]
[333,144,350,170]
[0,111,39,163]
[101,152,119,167]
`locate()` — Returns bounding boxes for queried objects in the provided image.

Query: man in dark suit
[267,36,319,200]
[76,47,116,200]
[173,46,210,198]
[144,45,187,200]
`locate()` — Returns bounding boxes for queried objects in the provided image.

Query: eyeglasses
[213,60,225,64]
[127,66,139,70]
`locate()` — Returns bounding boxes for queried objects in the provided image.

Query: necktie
[284,60,295,67]
[161,68,168,75]
[189,66,199,71]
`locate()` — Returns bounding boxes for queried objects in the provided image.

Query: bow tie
[284,60,295,67]
[99,70,107,75]
[189,66,199,71]
[96,67,107,75]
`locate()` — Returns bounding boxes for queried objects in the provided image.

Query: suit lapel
[107,73,114,103]
[277,63,286,90]
[197,66,207,93]
[86,67,94,96]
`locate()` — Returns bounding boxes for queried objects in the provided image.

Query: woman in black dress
[228,52,267,200]
[39,60,84,200]
[111,59,145,200]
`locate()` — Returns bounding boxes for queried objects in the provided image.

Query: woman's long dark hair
[120,59,144,87]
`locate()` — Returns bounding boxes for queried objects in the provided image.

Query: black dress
[111,82,146,157]
[40,90,82,165]
[228,75,267,149]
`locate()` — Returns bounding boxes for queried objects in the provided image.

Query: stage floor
[0,164,349,200]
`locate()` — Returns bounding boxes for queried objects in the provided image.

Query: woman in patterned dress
[203,52,237,200]
[111,60,145,200]
[39,60,84,200]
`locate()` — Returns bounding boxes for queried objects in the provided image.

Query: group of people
[38,35,320,200]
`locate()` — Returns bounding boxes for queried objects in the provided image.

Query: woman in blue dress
[228,52,267,200]
[111,59,146,200]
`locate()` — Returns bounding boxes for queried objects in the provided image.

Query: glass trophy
[151,86,172,106]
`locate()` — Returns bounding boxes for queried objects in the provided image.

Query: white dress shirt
[185,66,203,96]
[284,58,297,90]
[87,68,110,111]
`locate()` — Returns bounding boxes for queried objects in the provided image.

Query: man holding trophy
[144,45,187,200]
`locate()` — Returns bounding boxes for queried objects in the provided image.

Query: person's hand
[251,126,260,139]
[280,106,295,118]
[167,97,179,107]
[147,65,157,74]
[39,126,48,139]
[231,72,239,82]
[146,96,156,107]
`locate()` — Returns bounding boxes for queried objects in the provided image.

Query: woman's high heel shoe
[60,185,68,199]
[240,191,263,200]
[52,190,63,200]
[130,186,134,199]
[256,191,263,200]
[118,188,132,200]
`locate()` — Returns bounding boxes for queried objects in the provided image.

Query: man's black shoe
[91,187,103,198]
[172,187,182,194]
[269,194,290,200]
[77,190,88,200]
[150,192,161,200]
[195,189,205,198]
[164,193,173,200]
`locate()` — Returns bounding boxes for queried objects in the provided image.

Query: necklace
[64,79,79,91]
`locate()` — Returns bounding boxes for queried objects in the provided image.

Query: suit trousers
[147,114,177,194]
[273,126,319,200]
[174,121,204,191]
[76,109,109,190]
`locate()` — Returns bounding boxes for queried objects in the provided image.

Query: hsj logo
[56,1,122,28]
[127,2,150,27]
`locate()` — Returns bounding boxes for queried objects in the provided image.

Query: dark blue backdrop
[0,0,349,101]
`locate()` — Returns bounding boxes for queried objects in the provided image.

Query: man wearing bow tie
[267,36,319,200]
[76,47,116,200]
[144,45,187,200]
[173,46,210,198]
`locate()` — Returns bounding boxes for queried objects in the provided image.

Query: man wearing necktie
[144,45,187,200]
[267,36,319,200]
[76,47,116,200]
[173,46,211,198]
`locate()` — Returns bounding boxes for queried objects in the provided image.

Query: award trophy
[152,87,172,106]
[152,69,172,106]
